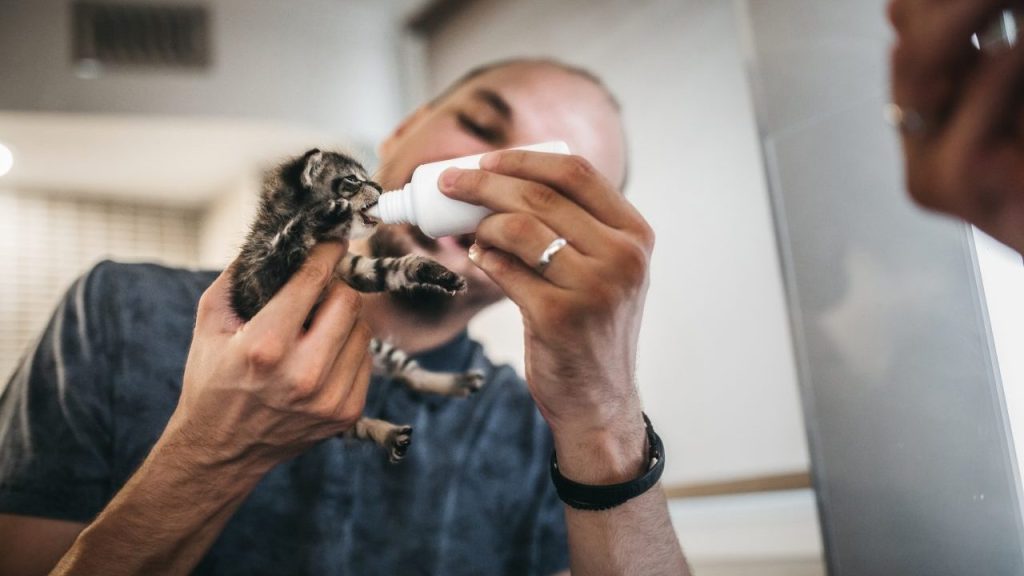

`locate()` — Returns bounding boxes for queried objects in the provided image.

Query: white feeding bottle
[367,140,571,238]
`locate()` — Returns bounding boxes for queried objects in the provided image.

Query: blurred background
[3,1,1024,575]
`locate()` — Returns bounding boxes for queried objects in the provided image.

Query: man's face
[367,62,626,315]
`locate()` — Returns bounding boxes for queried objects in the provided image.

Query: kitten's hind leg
[342,417,413,463]
[337,253,465,295]
[370,338,485,398]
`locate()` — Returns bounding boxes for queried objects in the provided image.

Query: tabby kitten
[230,149,484,462]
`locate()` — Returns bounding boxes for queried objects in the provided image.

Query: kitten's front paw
[406,257,466,295]
[454,370,485,397]
[387,425,414,464]
[312,199,352,234]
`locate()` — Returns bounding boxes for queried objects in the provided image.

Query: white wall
[671,489,823,576]
[422,0,808,487]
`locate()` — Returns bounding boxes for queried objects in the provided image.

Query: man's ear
[378,106,431,158]
[300,148,324,188]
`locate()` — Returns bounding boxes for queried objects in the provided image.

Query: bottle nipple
[368,187,411,225]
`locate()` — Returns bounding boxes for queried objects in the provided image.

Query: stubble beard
[368,224,458,323]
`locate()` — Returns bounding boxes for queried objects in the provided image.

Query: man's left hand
[439,150,653,483]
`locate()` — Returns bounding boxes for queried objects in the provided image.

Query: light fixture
[0,142,12,178]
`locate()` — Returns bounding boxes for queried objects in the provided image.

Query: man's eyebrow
[473,88,513,121]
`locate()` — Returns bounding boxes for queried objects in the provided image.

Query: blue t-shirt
[0,261,569,575]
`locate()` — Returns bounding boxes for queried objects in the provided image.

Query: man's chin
[367,224,419,258]
[366,224,504,321]
[386,288,457,322]
[368,224,455,321]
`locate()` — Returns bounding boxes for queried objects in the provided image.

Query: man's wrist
[549,406,648,485]
[155,415,273,498]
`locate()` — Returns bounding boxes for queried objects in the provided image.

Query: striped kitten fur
[230,148,484,463]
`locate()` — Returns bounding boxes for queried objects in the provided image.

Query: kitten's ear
[300,149,324,189]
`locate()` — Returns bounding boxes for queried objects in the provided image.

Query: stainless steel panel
[743,1,1024,573]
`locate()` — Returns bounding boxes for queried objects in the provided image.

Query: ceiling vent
[72,2,210,72]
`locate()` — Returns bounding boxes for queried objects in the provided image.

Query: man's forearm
[564,488,689,576]
[553,411,690,576]
[49,244,367,575]
[52,424,269,576]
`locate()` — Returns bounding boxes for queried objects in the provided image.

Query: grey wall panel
[743,1,1024,574]
[765,98,1024,575]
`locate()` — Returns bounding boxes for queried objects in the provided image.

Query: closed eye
[457,113,502,144]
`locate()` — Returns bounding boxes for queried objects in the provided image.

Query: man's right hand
[166,241,373,473]
[889,0,1024,253]
[45,242,372,576]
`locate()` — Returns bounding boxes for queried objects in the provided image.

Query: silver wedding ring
[884,103,928,136]
[536,237,568,275]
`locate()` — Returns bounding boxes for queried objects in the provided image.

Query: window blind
[0,190,200,381]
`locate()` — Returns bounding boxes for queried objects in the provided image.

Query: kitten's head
[290,148,382,237]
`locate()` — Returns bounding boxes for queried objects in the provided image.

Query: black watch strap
[550,413,665,511]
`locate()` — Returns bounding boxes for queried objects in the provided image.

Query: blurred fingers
[891,0,1013,120]
[941,40,1024,218]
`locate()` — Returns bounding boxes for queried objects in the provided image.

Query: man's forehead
[463,63,601,104]
[458,64,626,186]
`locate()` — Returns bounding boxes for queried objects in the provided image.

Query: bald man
[0,59,687,576]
